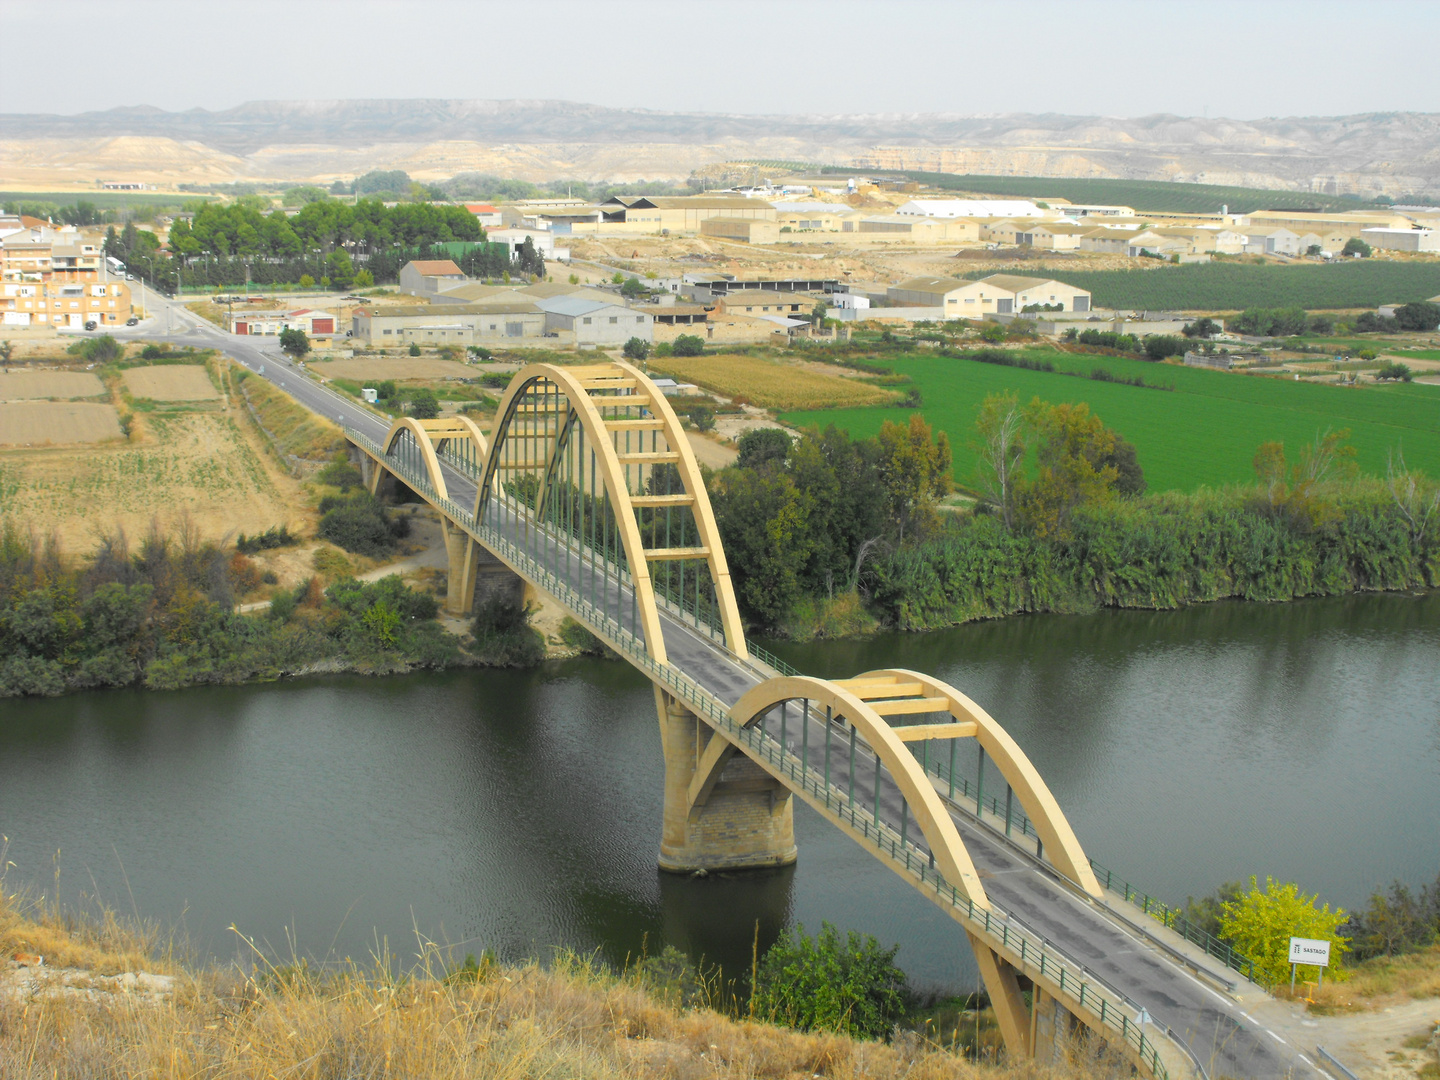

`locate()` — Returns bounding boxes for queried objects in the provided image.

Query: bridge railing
[1087,859,1258,985]
[351,427,1194,1079]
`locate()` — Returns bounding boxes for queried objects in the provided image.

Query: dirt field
[649,353,898,410]
[311,357,475,381]
[0,402,123,445]
[0,412,308,552]
[0,370,106,400]
[122,365,221,401]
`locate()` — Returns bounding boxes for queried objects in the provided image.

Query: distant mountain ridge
[2,99,1435,195]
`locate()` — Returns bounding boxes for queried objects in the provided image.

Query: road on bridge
[105,292,1332,1080]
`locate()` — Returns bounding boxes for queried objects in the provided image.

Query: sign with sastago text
[1288,936,1331,967]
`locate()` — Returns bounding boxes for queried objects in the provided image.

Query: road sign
[1288,936,1331,967]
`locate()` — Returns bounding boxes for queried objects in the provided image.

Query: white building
[1360,227,1439,253]
[487,228,557,261]
[896,199,1046,219]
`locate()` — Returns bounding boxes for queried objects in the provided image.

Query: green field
[824,168,1397,215]
[0,190,211,209]
[780,351,1440,493]
[961,262,1440,311]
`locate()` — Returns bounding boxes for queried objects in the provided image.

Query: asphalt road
[102,295,1323,1079]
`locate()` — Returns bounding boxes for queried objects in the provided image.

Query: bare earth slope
[2,99,1435,194]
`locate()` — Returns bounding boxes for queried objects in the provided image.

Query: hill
[1,99,1436,195]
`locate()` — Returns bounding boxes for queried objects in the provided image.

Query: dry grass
[0,401,123,445]
[652,353,900,410]
[122,366,221,402]
[1301,944,1440,1014]
[311,357,475,381]
[0,883,1111,1080]
[232,365,345,465]
[0,412,306,552]
[0,371,106,400]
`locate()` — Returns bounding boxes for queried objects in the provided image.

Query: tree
[1375,361,1413,382]
[708,467,811,626]
[1341,238,1371,258]
[978,321,1007,343]
[971,392,1026,528]
[672,334,705,357]
[875,413,951,541]
[1182,317,1219,338]
[408,342,421,356]
[1143,334,1186,360]
[736,427,792,471]
[325,248,356,290]
[620,275,646,298]
[1015,400,1121,539]
[353,269,374,288]
[278,327,310,358]
[622,336,650,361]
[1219,876,1350,985]
[752,922,910,1038]
[408,389,440,419]
[1343,879,1438,961]
[516,235,545,278]
[688,406,715,432]
[1394,301,1440,332]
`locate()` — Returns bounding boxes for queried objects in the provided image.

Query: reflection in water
[0,591,1435,993]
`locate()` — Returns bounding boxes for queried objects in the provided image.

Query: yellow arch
[861,668,1101,897]
[729,675,991,909]
[420,414,489,468]
[474,361,747,665]
[376,416,452,501]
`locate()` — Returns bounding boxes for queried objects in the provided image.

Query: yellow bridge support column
[969,931,1033,1059]
[656,689,797,873]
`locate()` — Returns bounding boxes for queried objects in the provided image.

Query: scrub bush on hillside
[0,523,459,697]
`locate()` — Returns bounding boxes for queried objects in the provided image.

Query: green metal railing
[353,425,1203,1080]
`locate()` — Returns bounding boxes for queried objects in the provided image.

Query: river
[2,591,1436,994]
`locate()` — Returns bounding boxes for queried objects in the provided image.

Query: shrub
[1342,238,1372,258]
[1375,361,1413,382]
[672,334,705,357]
[80,334,123,364]
[1219,876,1350,985]
[235,525,299,553]
[316,461,364,490]
[311,546,354,581]
[1395,301,1440,332]
[408,388,440,419]
[752,922,910,1039]
[317,492,402,557]
[408,342,421,356]
[688,405,715,432]
[1143,334,1187,360]
[622,336,651,361]
[470,596,545,667]
[558,616,616,658]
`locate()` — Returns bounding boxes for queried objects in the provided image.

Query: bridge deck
[352,427,1315,1080]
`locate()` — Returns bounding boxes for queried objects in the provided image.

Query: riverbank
[0,884,1025,1080]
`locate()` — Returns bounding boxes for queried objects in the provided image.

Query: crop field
[996,261,1440,312]
[122,365,221,401]
[650,354,899,410]
[0,371,106,400]
[843,170,1389,215]
[0,190,213,209]
[0,402,122,446]
[311,358,475,381]
[0,412,304,552]
[779,350,1440,493]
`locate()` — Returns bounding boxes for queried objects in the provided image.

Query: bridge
[345,359,1315,1080]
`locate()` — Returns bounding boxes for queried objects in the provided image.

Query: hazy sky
[3,0,1437,119]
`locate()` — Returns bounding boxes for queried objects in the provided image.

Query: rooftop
[404,259,464,276]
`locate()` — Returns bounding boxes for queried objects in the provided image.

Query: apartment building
[1,278,133,327]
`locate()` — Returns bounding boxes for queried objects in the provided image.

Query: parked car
[83,320,97,331]
[126,316,139,326]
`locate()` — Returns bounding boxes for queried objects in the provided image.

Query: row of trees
[166,199,483,260]
[1214,302,1439,338]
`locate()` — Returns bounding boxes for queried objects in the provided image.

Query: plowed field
[0,371,105,400]
[122,365,221,400]
[0,402,122,445]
